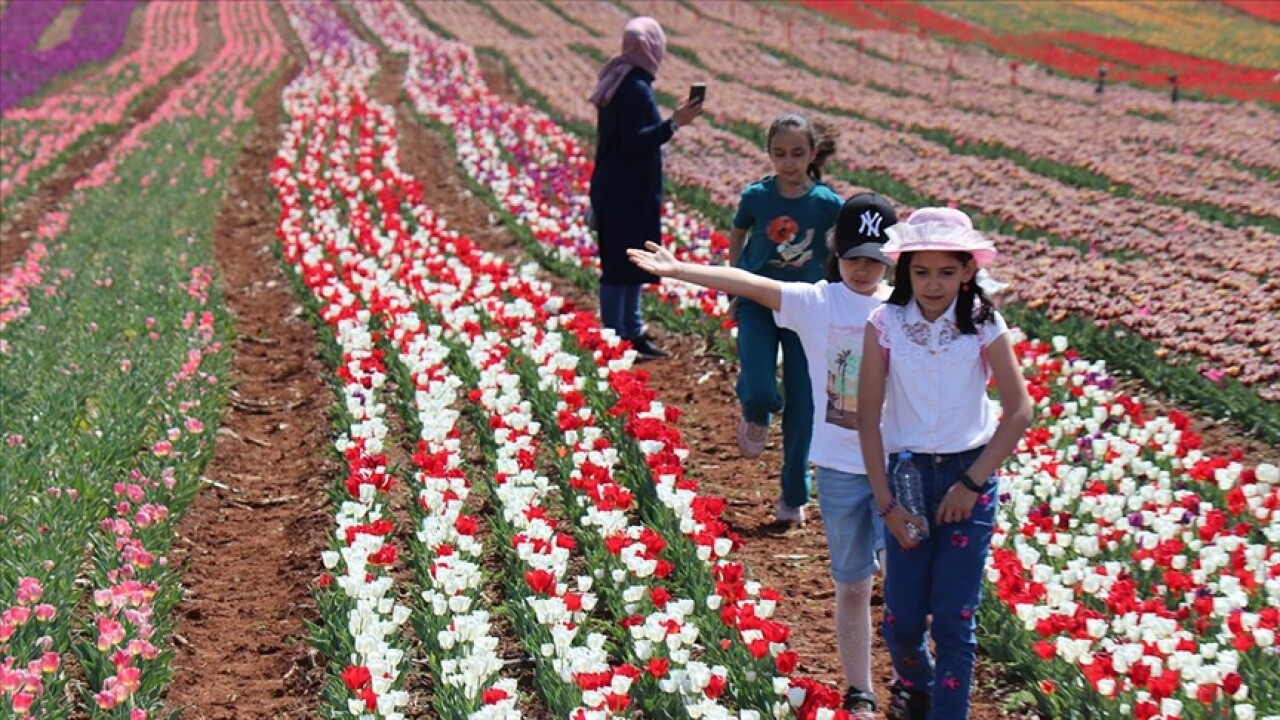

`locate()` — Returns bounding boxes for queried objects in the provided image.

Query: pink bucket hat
[881,207,998,267]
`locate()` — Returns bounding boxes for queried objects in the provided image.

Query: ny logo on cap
[859,210,883,237]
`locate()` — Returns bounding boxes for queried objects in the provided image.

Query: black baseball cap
[834,192,897,264]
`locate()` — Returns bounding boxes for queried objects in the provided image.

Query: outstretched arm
[628,241,783,310]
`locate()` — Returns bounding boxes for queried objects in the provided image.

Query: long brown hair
[766,113,839,182]
[886,251,995,334]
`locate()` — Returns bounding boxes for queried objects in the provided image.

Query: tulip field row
[710,0,1277,114]
[721,0,1280,216]
[0,1,283,715]
[276,3,833,717]
[917,0,1280,79]
[372,1,1280,436]
[444,0,1280,219]
[799,0,1280,102]
[433,0,1280,262]
[987,338,1280,720]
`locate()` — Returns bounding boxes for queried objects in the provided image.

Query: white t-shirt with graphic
[774,280,890,474]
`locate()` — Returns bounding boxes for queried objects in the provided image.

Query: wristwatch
[958,471,985,493]
[671,117,680,132]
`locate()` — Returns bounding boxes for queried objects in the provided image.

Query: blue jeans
[881,447,997,720]
[599,283,643,339]
[815,467,884,583]
[735,299,813,508]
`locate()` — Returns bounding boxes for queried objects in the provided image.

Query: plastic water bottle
[892,451,929,541]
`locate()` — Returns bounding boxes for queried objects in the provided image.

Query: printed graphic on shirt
[824,323,863,429]
[765,215,816,269]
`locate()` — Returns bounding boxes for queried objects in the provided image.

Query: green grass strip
[469,0,533,38]
[0,112,244,715]
[536,0,600,37]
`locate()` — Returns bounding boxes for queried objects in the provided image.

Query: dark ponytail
[824,227,841,282]
[808,118,838,182]
[886,251,994,334]
[766,113,839,183]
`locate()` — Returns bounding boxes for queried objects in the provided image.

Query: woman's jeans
[599,283,643,339]
[735,299,813,509]
[882,446,998,720]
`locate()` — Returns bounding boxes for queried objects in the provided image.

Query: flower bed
[925,0,1280,74]
[800,0,1280,102]
[0,3,284,714]
[984,335,1279,719]
[272,6,855,715]
[332,5,1280,718]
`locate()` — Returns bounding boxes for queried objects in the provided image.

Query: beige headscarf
[589,17,666,108]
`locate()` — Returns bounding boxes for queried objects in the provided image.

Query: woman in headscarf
[589,16,702,360]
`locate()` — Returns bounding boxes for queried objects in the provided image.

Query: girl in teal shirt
[729,113,842,526]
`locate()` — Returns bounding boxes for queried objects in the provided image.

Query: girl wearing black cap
[629,193,898,719]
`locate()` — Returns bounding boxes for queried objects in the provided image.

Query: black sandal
[842,686,877,718]
[887,680,932,720]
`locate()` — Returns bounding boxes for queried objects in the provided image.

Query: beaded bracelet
[876,498,899,519]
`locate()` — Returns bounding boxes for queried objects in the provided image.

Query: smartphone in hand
[688,82,706,104]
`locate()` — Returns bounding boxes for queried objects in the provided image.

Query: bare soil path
[34,1,82,52]
[161,49,331,720]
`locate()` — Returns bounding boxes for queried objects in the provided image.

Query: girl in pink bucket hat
[857,207,1031,720]
[879,206,997,268]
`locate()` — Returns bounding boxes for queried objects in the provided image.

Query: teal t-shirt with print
[733,176,842,283]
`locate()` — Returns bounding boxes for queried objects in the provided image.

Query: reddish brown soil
[160,50,330,720]
[0,2,208,272]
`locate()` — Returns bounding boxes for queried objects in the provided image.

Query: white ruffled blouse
[868,298,1007,455]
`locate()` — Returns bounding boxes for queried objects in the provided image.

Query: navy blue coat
[589,68,676,285]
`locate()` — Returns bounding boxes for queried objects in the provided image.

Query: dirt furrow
[161,47,330,719]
